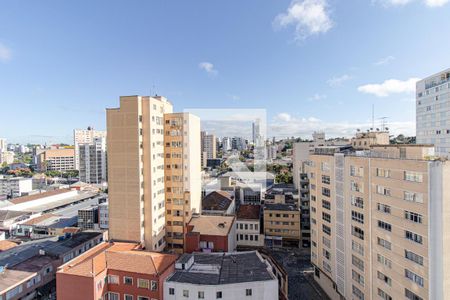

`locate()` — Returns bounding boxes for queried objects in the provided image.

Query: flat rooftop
[264,203,299,212]
[187,215,235,236]
[167,251,275,285]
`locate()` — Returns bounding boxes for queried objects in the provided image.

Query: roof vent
[218,223,225,228]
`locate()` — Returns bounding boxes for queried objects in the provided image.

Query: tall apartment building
[74,127,107,170]
[78,137,107,184]
[107,96,200,252]
[416,68,450,157]
[164,113,201,251]
[0,138,6,152]
[308,142,450,300]
[200,131,216,168]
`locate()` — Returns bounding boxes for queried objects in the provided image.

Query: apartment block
[201,131,216,168]
[74,127,107,170]
[164,251,278,300]
[56,242,177,300]
[236,204,263,247]
[0,176,33,198]
[416,68,450,156]
[35,148,75,172]
[79,137,107,184]
[164,112,201,252]
[263,203,301,247]
[107,96,200,252]
[308,143,450,300]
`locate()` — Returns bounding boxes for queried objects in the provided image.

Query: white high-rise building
[78,137,107,184]
[201,131,216,168]
[416,68,450,156]
[74,127,107,170]
[0,138,7,152]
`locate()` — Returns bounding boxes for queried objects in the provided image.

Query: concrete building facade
[78,137,107,184]
[308,144,450,300]
[416,68,450,157]
[73,127,107,170]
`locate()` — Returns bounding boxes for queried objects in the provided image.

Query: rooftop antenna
[379,117,388,131]
[372,104,375,131]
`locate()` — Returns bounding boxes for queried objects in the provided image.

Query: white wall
[164,280,278,300]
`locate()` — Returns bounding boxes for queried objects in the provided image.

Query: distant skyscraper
[0,138,7,152]
[252,118,262,146]
[416,68,450,157]
[78,137,107,184]
[107,96,200,252]
[74,127,107,170]
[201,131,216,168]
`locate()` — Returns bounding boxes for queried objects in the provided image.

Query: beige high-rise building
[307,141,450,300]
[164,113,201,252]
[200,131,216,168]
[106,96,200,252]
[74,127,107,170]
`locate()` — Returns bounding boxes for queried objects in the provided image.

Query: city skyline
[2,1,450,143]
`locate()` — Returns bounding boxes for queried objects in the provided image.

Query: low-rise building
[0,151,14,165]
[35,148,75,172]
[202,191,235,216]
[78,205,99,230]
[236,204,263,247]
[0,231,105,300]
[263,203,301,247]
[164,251,278,300]
[0,176,33,198]
[57,242,177,300]
[185,215,236,253]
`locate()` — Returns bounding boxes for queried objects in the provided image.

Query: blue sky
[1,0,449,143]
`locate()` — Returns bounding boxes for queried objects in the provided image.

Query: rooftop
[8,188,72,205]
[58,242,177,277]
[167,251,275,285]
[0,240,19,252]
[187,215,235,236]
[237,205,261,220]
[264,203,299,212]
[202,191,233,212]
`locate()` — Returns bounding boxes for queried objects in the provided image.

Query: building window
[123,276,133,285]
[405,250,424,265]
[352,255,364,272]
[137,278,150,289]
[169,288,175,295]
[377,203,391,214]
[150,280,158,291]
[351,196,364,208]
[322,200,331,210]
[352,284,364,300]
[322,187,330,197]
[376,185,391,196]
[352,240,364,256]
[351,211,364,224]
[404,191,424,203]
[377,254,392,268]
[404,171,423,183]
[198,291,205,299]
[216,291,223,299]
[377,220,392,232]
[322,224,331,235]
[405,269,424,287]
[378,288,392,300]
[405,288,423,300]
[137,297,149,300]
[352,270,364,286]
[107,293,119,300]
[183,290,189,297]
[350,181,363,192]
[376,168,390,178]
[107,275,119,284]
[405,230,423,244]
[124,295,133,300]
[377,237,391,250]
[322,212,331,223]
[321,175,330,184]
[377,271,392,286]
[405,211,423,223]
[351,226,364,240]
[246,289,252,296]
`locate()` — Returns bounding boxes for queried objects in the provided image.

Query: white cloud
[327,74,352,87]
[275,113,292,122]
[0,43,12,62]
[309,93,327,101]
[425,0,449,6]
[198,62,218,76]
[274,0,333,40]
[358,77,420,97]
[374,55,395,66]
